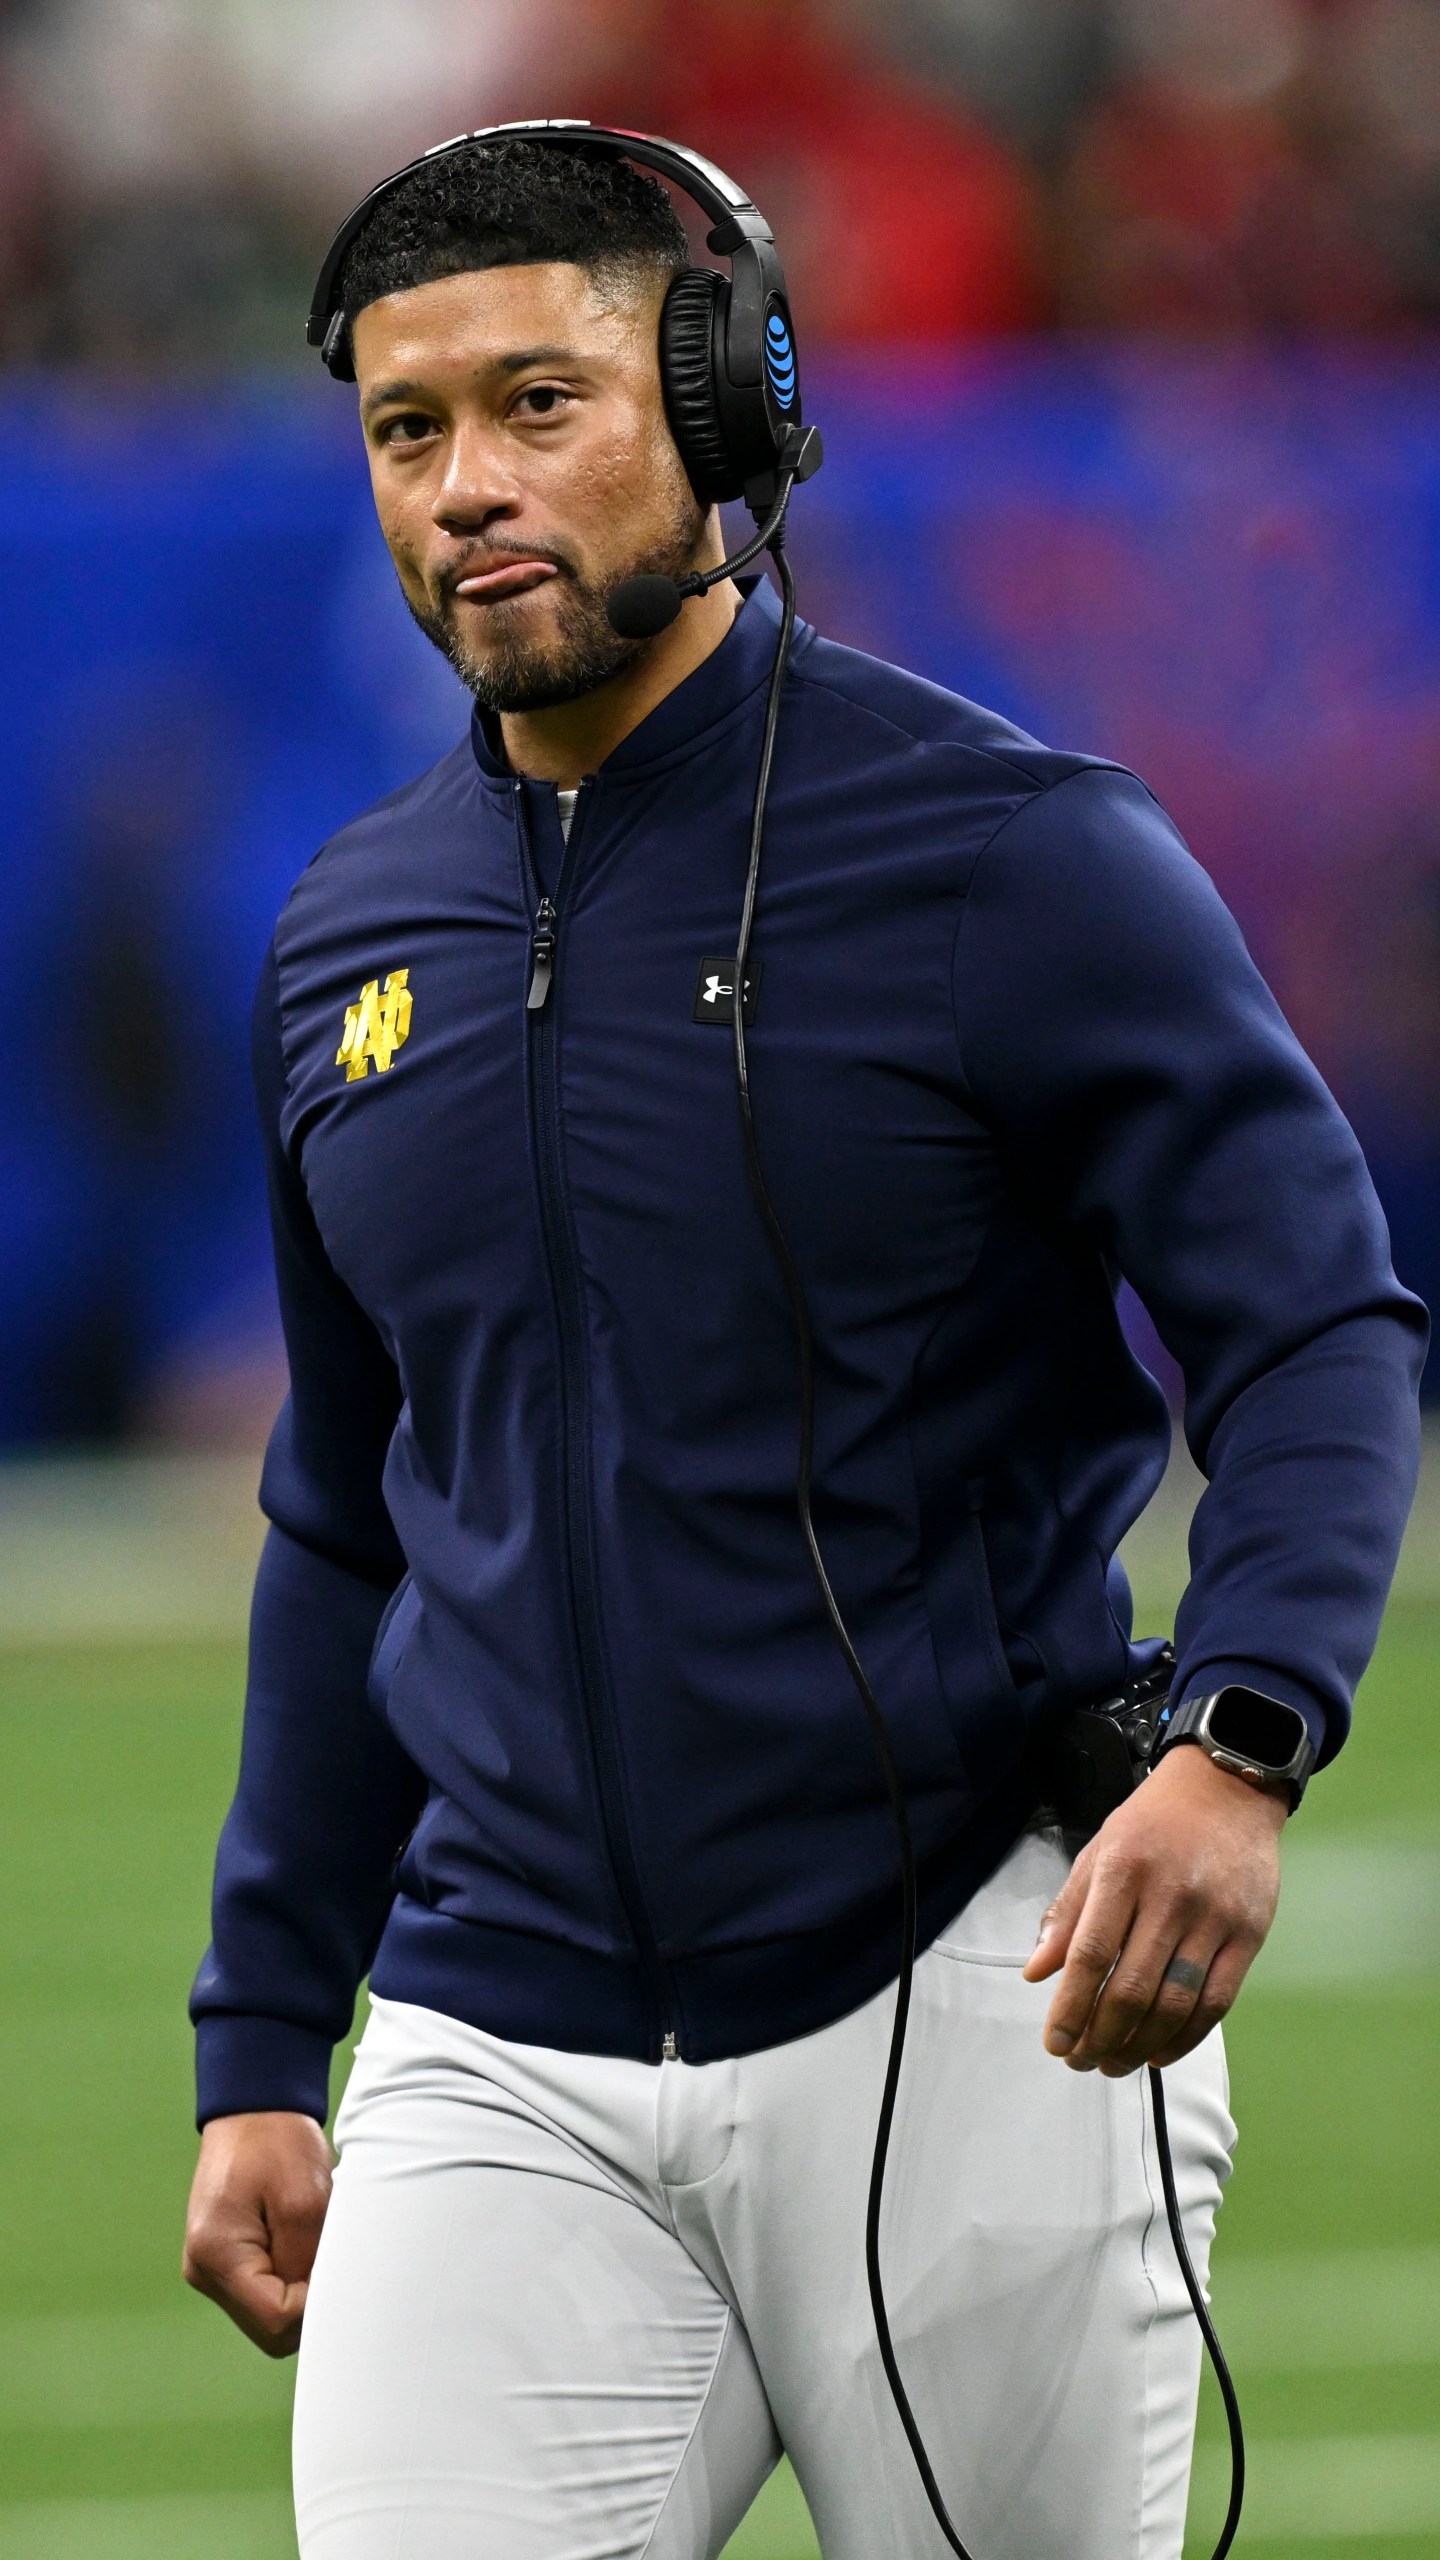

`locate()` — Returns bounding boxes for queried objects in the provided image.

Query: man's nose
[431,421,521,533]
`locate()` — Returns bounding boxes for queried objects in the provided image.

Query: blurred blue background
[4,347,1439,1439]
[7,0,1440,1443]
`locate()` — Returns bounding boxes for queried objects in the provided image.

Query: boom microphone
[606,574,693,639]
[606,425,823,640]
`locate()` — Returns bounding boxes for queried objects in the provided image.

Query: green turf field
[0,1454,1436,2557]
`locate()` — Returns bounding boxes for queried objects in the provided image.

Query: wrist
[1153,1682,1316,1809]
[1149,1736,1290,1828]
[201,2108,328,2139]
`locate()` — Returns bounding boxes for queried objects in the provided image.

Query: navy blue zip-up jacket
[192,578,1426,2125]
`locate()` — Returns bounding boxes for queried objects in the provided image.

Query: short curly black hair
[339,136,691,335]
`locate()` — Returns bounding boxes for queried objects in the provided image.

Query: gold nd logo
[337,969,412,1081]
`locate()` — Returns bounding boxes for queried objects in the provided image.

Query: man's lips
[450,558,560,603]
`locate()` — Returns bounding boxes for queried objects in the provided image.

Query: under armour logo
[692,953,762,1026]
[337,969,412,1080]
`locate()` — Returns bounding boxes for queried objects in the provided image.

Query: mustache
[434,538,577,601]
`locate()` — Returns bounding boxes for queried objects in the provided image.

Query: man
[183,137,1425,2560]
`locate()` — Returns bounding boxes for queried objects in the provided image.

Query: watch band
[1153,1684,1317,1806]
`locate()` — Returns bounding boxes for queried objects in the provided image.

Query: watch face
[1208,1688,1307,1768]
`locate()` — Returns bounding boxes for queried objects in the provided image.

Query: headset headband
[306,121,776,377]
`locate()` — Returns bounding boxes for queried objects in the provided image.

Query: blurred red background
[2,0,1438,1439]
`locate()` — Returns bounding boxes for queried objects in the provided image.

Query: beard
[401,482,707,714]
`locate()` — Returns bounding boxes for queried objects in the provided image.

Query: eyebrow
[361,378,428,418]
[362,348,588,418]
[496,344,585,375]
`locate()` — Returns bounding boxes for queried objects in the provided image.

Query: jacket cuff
[1170,1657,1332,1769]
[195,2013,335,2129]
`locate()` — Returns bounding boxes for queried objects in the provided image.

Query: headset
[306,117,822,634]
[309,122,1243,2560]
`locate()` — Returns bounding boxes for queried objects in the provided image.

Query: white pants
[293,1831,1235,2560]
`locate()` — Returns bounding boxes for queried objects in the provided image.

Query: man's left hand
[1022,1743,1288,2074]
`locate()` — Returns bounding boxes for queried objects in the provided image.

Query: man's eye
[380,413,436,445]
[515,386,570,418]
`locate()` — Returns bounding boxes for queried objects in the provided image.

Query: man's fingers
[1021,1846,1093,1984]
[213,2281,308,2360]
[1084,1928,1261,2075]
[183,2230,310,2358]
[1146,1942,1255,2071]
[1080,1940,1220,2073]
[182,2160,328,2352]
[265,2181,332,2286]
[1039,1856,1139,2055]
[182,2112,334,2361]
[1030,1745,1286,2071]
[1067,1912,1223,2070]
[182,2179,327,2350]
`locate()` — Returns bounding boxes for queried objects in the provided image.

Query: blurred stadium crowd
[5,0,1440,363]
[4,0,1440,1446]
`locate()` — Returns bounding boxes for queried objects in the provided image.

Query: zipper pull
[527,898,557,1011]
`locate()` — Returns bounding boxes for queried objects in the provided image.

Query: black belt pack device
[1046,1644,1177,1850]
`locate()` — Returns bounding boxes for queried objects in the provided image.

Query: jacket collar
[469,574,789,789]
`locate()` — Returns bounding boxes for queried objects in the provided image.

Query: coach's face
[352,261,710,713]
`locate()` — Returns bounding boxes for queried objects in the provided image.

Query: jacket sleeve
[951,765,1428,1765]
[190,942,426,2126]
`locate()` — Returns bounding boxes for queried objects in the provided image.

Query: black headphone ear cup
[660,267,744,506]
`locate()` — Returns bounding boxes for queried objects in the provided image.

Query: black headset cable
[1149,2064,1246,2560]
[730,537,1243,2560]
[730,535,977,2560]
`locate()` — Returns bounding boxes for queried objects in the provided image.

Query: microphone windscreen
[606,574,684,639]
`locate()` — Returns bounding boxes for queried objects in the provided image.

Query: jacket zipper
[527,897,557,1010]
[515,782,680,2060]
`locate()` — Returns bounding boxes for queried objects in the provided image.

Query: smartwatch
[1153,1684,1317,1807]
